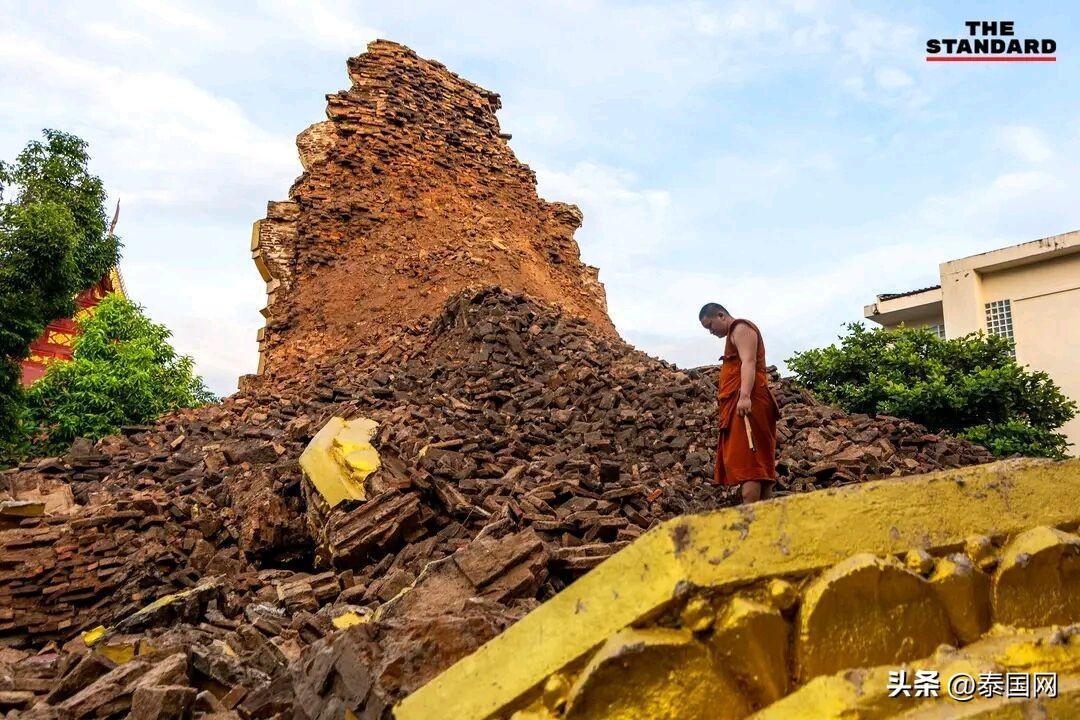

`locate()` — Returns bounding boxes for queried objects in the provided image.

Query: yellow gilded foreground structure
[299,417,382,507]
[396,458,1080,720]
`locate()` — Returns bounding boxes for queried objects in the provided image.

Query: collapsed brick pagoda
[0,41,993,719]
[252,40,612,377]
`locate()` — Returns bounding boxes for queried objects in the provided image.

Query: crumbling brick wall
[253,40,613,377]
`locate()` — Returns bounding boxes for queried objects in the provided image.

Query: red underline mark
[926,56,1057,62]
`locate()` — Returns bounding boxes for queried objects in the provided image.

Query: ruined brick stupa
[251,40,613,377]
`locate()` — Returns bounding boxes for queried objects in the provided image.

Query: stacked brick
[252,40,612,377]
[1,287,993,718]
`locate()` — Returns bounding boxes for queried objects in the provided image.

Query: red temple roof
[19,268,127,386]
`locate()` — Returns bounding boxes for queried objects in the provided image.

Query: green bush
[787,323,1076,459]
[23,295,215,454]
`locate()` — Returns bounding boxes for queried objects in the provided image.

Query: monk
[699,303,779,504]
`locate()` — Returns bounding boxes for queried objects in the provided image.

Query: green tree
[0,130,121,455]
[1,130,118,289]
[787,324,1076,459]
[24,295,215,453]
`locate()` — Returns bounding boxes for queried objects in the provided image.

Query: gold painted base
[396,458,1080,720]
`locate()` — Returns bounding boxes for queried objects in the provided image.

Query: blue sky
[2,1,1077,394]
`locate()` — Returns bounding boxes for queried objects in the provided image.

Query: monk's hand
[736,393,752,417]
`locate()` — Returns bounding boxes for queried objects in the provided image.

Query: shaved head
[698,303,728,321]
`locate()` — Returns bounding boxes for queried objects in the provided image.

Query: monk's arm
[733,325,758,412]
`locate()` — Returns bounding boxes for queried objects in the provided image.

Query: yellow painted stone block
[905,549,934,576]
[98,637,139,664]
[299,416,381,508]
[121,579,217,628]
[964,535,997,572]
[564,628,749,720]
[893,678,1080,719]
[748,666,913,720]
[711,597,789,708]
[332,610,371,629]
[540,674,571,714]
[679,595,714,633]
[992,526,1080,629]
[756,626,1078,719]
[0,500,46,518]
[796,554,954,680]
[993,628,1080,675]
[82,580,217,654]
[765,578,798,612]
[81,625,107,646]
[928,554,991,644]
[509,710,559,720]
[749,674,852,720]
[890,666,1080,719]
[396,459,1080,720]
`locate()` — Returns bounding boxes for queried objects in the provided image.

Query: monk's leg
[740,481,763,504]
[741,480,776,504]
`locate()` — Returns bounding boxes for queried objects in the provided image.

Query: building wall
[1010,288,1080,449]
[978,255,1080,451]
[940,266,985,337]
[864,289,944,333]
[877,312,945,332]
[980,252,1080,303]
[940,253,1080,453]
[874,234,1080,455]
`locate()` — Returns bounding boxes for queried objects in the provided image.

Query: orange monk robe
[714,319,780,486]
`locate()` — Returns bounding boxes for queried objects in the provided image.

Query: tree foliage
[0,130,121,454]
[24,295,215,454]
[1,130,118,289]
[787,323,1076,459]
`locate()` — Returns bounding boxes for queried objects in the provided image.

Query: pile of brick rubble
[0,287,993,719]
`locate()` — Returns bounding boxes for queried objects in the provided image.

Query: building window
[927,323,946,339]
[984,299,1015,352]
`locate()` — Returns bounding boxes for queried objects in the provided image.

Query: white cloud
[718,3,786,35]
[84,22,150,46]
[125,260,263,392]
[832,14,930,109]
[536,162,673,269]
[920,168,1067,241]
[129,0,220,35]
[693,10,722,36]
[989,170,1058,197]
[995,126,1053,163]
[841,14,917,63]
[911,121,1078,256]
[875,66,913,90]
[263,0,379,55]
[607,239,943,372]
[791,19,834,50]
[0,35,298,211]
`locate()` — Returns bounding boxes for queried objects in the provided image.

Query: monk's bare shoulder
[731,322,758,345]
